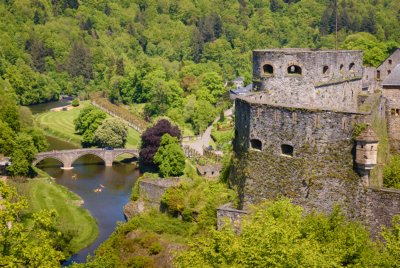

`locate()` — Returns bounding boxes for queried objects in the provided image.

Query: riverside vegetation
[2,0,400,266]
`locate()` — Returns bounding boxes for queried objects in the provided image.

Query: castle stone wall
[377,49,400,83]
[383,87,400,150]
[252,49,363,111]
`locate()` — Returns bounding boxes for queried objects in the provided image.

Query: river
[31,102,140,264]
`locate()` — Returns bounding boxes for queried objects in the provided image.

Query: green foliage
[380,215,400,266]
[175,199,384,267]
[71,98,80,107]
[383,154,400,189]
[352,122,367,139]
[161,178,237,228]
[94,118,128,148]
[79,210,195,267]
[74,105,106,147]
[154,134,186,177]
[0,181,65,266]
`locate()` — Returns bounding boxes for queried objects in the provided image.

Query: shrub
[71,98,80,107]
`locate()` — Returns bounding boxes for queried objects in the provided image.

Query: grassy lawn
[35,101,141,148]
[15,177,99,254]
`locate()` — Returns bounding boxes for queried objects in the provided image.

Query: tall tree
[140,119,181,165]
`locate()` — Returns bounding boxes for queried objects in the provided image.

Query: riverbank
[34,101,141,148]
[13,172,99,256]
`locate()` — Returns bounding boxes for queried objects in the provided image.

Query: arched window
[323,66,329,74]
[287,65,302,75]
[281,144,294,156]
[263,64,274,75]
[349,62,355,71]
[250,139,262,150]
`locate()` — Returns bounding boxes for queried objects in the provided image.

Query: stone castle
[224,48,400,233]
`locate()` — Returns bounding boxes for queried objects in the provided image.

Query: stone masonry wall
[383,87,400,151]
[252,49,363,111]
[231,97,400,234]
[377,49,400,83]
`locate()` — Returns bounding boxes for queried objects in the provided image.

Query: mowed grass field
[35,101,141,148]
[16,177,99,253]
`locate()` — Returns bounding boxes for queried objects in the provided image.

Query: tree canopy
[175,198,400,267]
[94,118,128,148]
[140,119,181,165]
[154,134,186,177]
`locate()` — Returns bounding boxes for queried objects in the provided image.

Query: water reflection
[37,155,140,264]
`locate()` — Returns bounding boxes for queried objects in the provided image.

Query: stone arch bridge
[33,148,139,169]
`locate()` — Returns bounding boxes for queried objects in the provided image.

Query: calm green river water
[30,102,140,264]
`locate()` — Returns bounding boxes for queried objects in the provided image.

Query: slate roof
[382,64,400,87]
[230,84,252,95]
[356,124,379,143]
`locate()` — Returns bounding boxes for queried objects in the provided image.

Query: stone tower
[252,49,363,111]
[355,124,379,186]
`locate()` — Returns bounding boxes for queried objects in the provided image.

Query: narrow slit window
[323,66,329,74]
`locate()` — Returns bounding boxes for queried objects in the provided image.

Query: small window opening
[397,109,400,116]
[263,64,274,75]
[364,155,368,159]
[377,70,381,80]
[388,70,391,75]
[281,144,294,156]
[204,172,207,175]
[211,171,214,175]
[287,65,302,75]
[323,66,329,74]
[340,64,344,71]
[389,59,392,65]
[349,63,355,71]
[250,139,262,151]
[360,145,364,149]
[371,146,374,150]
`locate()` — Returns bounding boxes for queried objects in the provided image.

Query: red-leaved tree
[139,119,181,165]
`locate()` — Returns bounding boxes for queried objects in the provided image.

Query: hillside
[0,0,399,132]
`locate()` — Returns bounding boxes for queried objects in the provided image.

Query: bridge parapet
[33,148,139,169]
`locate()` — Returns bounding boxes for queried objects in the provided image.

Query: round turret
[355,124,379,170]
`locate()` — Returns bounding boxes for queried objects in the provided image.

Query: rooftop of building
[355,124,379,142]
[382,64,400,87]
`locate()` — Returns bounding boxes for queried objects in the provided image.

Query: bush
[148,242,163,255]
[71,98,80,107]
[383,154,400,189]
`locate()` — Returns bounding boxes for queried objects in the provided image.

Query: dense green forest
[1,0,400,132]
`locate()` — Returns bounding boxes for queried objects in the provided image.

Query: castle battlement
[252,49,363,111]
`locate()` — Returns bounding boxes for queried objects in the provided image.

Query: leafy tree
[0,181,65,266]
[24,127,48,152]
[192,100,217,134]
[0,121,16,156]
[140,119,181,165]
[154,134,185,177]
[175,199,383,267]
[65,42,93,82]
[94,118,128,148]
[74,106,106,147]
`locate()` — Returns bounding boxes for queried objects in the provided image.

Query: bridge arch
[70,153,106,167]
[33,156,65,167]
[112,151,139,162]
